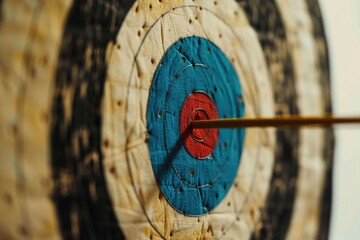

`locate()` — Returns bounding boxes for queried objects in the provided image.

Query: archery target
[0,0,334,240]
[102,2,275,238]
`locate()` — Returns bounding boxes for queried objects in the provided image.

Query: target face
[0,0,334,240]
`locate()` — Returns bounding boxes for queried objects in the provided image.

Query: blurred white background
[319,0,360,239]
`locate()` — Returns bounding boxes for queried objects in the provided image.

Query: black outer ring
[239,1,300,239]
[50,1,333,240]
[51,1,133,239]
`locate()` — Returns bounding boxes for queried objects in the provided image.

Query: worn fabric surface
[0,0,333,239]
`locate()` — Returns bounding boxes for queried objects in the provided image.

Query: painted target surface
[0,0,334,240]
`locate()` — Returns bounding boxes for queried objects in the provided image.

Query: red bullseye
[180,92,219,159]
[188,109,210,141]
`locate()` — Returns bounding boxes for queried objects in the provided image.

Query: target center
[188,108,210,142]
[180,92,218,159]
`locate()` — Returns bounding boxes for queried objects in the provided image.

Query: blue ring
[147,37,245,215]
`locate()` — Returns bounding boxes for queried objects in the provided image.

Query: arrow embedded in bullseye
[190,116,360,129]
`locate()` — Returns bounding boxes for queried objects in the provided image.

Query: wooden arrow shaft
[190,116,360,129]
